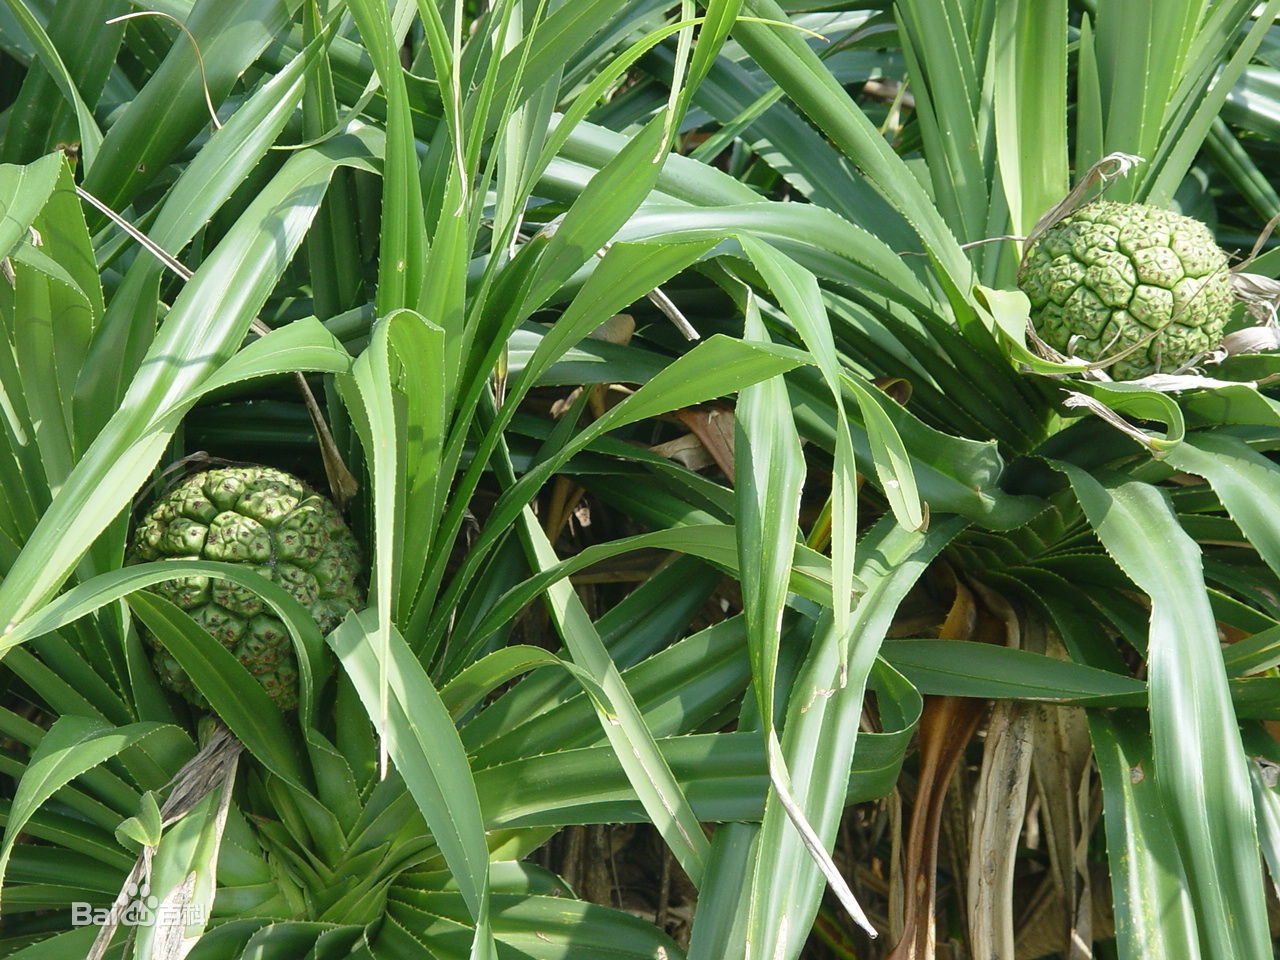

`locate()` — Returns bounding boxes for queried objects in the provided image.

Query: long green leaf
[0,152,61,260]
[0,716,170,906]
[733,0,971,294]
[334,311,411,779]
[76,19,342,432]
[82,0,300,211]
[733,288,804,731]
[738,235,864,641]
[128,592,310,787]
[992,0,1068,234]
[0,0,103,168]
[516,510,711,883]
[881,639,1145,702]
[1090,713,1203,958]
[349,0,429,314]
[1061,463,1271,958]
[1164,431,1280,580]
[719,517,963,959]
[328,611,495,956]
[1,0,124,165]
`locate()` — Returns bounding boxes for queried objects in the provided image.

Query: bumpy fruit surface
[1017,200,1233,379]
[129,467,364,709]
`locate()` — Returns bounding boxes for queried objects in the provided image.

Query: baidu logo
[70,881,204,928]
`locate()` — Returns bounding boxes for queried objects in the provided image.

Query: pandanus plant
[584,0,1280,956]
[0,0,837,957]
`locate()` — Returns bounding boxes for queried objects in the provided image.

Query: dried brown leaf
[673,406,736,482]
